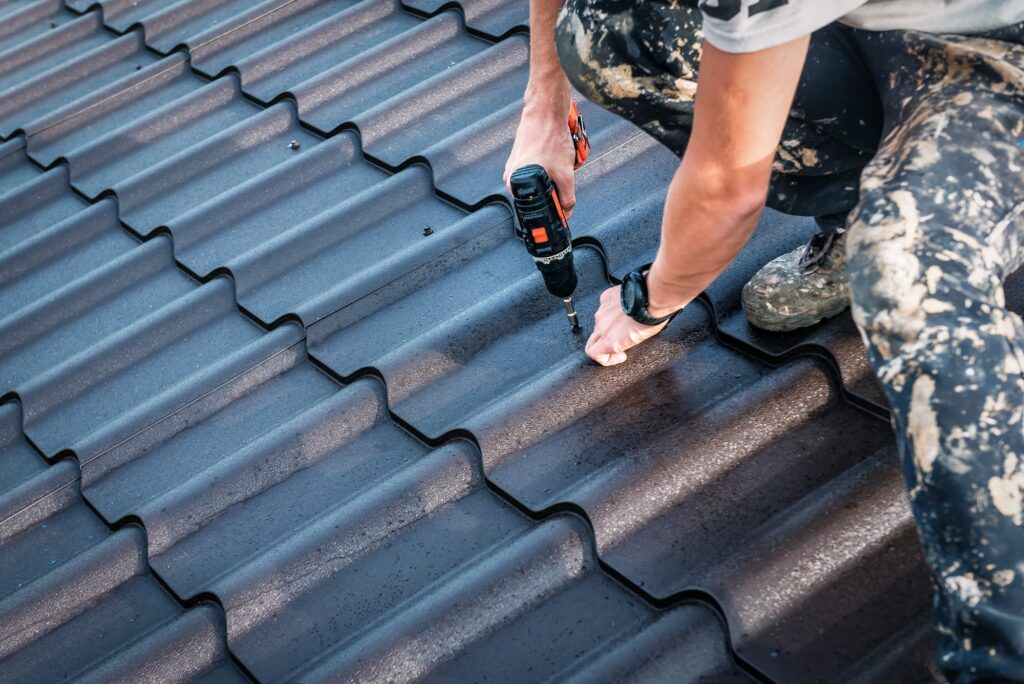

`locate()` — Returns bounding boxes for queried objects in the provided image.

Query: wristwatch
[620,268,681,326]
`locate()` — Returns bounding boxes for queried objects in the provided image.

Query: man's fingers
[585,333,608,363]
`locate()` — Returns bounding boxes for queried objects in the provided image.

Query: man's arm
[585,36,810,366]
[503,0,578,215]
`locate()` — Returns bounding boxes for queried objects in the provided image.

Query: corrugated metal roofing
[0,1,943,681]
[401,0,528,38]
[0,404,245,683]
[78,344,747,682]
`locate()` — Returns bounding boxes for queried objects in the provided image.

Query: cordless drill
[510,100,590,332]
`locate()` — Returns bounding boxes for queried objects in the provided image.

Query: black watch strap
[620,269,681,326]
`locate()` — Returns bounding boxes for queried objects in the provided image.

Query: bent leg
[847,28,1024,681]
[553,0,881,218]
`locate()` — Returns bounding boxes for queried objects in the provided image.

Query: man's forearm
[645,37,810,317]
[646,162,765,316]
[526,0,570,109]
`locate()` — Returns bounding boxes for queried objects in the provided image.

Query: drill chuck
[510,164,578,301]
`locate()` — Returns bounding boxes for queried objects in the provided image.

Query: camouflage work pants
[555,2,1024,680]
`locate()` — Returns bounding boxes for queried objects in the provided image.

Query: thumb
[595,351,627,367]
[552,169,576,214]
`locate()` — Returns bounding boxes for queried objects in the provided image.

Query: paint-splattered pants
[555,2,1024,680]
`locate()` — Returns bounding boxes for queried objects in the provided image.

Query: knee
[554,3,636,108]
[554,1,700,109]
[845,198,934,359]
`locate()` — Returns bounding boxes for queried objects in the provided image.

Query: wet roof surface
[0,0,942,681]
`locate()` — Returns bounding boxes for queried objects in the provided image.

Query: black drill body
[510,164,580,331]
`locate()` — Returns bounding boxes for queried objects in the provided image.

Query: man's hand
[585,285,669,366]
[504,100,577,217]
[506,0,575,215]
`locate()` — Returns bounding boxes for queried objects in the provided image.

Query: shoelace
[798,231,839,274]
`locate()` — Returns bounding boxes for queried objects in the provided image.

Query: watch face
[622,273,641,316]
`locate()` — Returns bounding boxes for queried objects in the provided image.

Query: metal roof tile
[0,166,85,252]
[402,0,528,39]
[24,53,199,163]
[198,0,425,99]
[70,346,746,681]
[66,0,295,55]
[0,405,243,682]
[0,0,75,55]
[0,28,157,139]
[0,138,41,187]
[285,11,488,133]
[0,168,302,462]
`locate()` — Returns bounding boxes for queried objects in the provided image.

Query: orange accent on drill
[510,100,590,332]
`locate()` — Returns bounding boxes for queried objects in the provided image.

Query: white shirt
[698,0,1024,53]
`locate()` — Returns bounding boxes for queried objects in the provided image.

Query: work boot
[742,216,850,332]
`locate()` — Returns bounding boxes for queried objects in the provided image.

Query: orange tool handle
[568,100,589,169]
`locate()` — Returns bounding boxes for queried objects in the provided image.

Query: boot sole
[743,298,851,333]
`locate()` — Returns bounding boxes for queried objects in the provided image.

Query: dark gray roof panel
[74,345,747,681]
[0,458,107,605]
[0,28,158,139]
[15,274,300,463]
[21,79,519,329]
[183,6,625,208]
[114,101,319,237]
[0,138,41,188]
[402,0,528,38]
[0,198,138,326]
[0,167,303,462]
[30,74,321,238]
[0,403,48,508]
[718,311,889,412]
[560,605,751,684]
[23,53,202,164]
[284,515,730,684]
[165,133,385,277]
[194,0,428,99]
[722,445,931,681]
[161,133,502,327]
[228,179,499,326]
[287,12,489,135]
[0,0,78,56]
[58,75,261,200]
[0,9,109,99]
[0,411,244,682]
[357,35,527,159]
[0,166,86,253]
[65,0,294,55]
